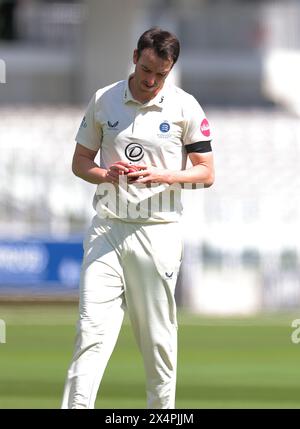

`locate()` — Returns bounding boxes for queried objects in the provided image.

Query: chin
[142,84,155,91]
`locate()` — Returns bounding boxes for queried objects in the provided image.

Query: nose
[146,75,156,87]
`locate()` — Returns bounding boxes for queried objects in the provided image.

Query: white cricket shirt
[75,77,212,223]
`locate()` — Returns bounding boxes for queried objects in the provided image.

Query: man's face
[132,48,173,100]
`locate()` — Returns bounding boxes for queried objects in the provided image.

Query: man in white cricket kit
[61,27,214,409]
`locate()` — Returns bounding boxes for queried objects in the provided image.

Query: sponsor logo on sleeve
[200,118,210,137]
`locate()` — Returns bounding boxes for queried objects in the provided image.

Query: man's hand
[126,152,215,187]
[106,161,148,183]
[127,165,173,185]
[105,161,131,183]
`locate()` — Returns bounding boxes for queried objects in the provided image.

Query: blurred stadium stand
[177,107,300,314]
[1,0,300,313]
[0,105,94,237]
[1,0,300,109]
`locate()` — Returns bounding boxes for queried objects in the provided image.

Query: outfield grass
[0,303,300,409]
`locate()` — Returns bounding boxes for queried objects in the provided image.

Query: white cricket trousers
[61,216,183,409]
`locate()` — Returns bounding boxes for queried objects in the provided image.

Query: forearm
[72,155,107,184]
[130,161,214,187]
[168,164,214,186]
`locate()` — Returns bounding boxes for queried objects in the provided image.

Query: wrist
[97,168,110,183]
[166,171,178,185]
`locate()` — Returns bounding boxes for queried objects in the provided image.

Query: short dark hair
[136,27,180,65]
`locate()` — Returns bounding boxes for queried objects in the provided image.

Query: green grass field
[0,303,300,409]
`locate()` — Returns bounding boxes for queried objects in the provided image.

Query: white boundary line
[0,59,6,83]
[0,319,6,343]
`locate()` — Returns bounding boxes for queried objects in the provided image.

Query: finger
[110,165,129,174]
[127,169,148,178]
[107,169,119,178]
[134,177,150,184]
[134,164,148,171]
[113,160,131,167]
[109,161,128,167]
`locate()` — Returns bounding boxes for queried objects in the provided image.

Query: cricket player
[61,27,214,409]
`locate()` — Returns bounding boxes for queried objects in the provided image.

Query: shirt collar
[123,75,166,109]
[123,76,136,104]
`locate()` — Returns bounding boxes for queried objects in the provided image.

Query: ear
[133,49,138,65]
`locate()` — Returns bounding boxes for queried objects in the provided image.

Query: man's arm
[127,152,215,187]
[170,152,214,187]
[72,143,132,184]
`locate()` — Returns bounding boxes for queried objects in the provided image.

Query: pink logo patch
[200,118,210,137]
